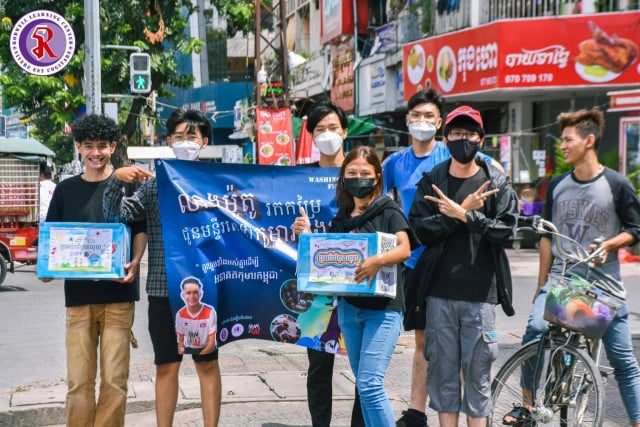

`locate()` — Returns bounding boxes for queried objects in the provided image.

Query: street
[0,264,155,392]
[1,249,640,426]
[2,249,640,391]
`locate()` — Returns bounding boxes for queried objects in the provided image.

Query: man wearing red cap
[383,90,501,427]
[408,106,519,427]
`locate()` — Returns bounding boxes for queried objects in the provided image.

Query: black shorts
[402,266,426,331]
[148,296,219,365]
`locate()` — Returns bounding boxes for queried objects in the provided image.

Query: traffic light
[130,53,152,94]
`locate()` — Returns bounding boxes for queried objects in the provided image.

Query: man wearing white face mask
[307,101,347,167]
[383,90,500,427]
[103,109,223,427]
[298,100,365,427]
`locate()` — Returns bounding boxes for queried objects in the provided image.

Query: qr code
[379,233,397,254]
[378,267,397,292]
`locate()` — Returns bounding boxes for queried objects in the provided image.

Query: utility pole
[254,0,289,108]
[84,0,101,115]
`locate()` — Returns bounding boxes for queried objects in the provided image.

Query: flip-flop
[502,404,532,426]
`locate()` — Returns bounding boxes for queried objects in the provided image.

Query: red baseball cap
[445,106,483,128]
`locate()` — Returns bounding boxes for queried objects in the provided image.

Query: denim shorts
[148,296,218,365]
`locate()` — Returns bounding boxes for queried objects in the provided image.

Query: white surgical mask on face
[314,131,344,156]
[172,140,202,161]
[408,122,437,142]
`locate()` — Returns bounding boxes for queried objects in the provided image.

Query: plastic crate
[543,274,622,339]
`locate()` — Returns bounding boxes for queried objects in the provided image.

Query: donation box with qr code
[297,232,397,297]
[37,222,131,279]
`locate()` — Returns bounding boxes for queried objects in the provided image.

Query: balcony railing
[286,0,310,17]
[431,0,473,35]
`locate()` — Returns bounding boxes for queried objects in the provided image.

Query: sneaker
[396,409,428,427]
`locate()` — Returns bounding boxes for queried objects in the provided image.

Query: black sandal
[502,404,533,426]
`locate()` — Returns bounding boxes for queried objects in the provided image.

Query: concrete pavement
[1,251,638,426]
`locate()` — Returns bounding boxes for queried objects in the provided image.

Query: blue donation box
[37,222,131,279]
[297,232,397,297]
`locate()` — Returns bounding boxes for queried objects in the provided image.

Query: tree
[0,1,205,167]
[210,0,274,37]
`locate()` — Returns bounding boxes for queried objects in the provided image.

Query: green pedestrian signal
[133,73,151,91]
[130,53,152,94]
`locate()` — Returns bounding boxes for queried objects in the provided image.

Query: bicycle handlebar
[518,215,606,267]
[519,215,621,296]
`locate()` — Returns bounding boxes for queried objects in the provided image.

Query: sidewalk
[0,333,511,427]
[2,334,635,426]
[1,252,637,426]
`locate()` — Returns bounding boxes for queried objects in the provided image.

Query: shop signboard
[358,55,387,116]
[402,12,640,100]
[330,40,355,113]
[619,117,640,177]
[374,21,398,54]
[608,89,640,113]
[320,0,368,45]
[255,107,295,166]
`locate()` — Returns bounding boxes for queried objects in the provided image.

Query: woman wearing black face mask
[295,145,419,425]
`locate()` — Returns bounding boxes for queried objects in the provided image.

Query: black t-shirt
[46,174,145,307]
[429,168,498,303]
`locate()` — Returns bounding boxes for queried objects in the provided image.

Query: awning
[292,116,376,138]
[0,138,56,163]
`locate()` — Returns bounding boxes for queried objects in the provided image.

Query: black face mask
[343,178,376,199]
[448,139,480,164]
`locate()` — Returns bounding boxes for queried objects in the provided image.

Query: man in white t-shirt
[39,164,56,223]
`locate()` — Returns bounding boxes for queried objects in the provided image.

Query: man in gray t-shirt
[504,108,640,426]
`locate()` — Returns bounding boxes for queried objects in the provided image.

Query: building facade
[284,0,640,192]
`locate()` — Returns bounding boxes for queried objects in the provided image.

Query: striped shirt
[103,175,168,297]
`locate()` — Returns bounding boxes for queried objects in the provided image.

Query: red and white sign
[402,12,640,100]
[320,0,368,45]
[608,89,640,112]
[256,108,295,166]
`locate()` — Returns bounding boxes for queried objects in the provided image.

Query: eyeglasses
[447,130,480,141]
[408,110,438,121]
[171,133,202,143]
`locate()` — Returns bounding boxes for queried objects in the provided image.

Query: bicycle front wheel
[490,338,604,426]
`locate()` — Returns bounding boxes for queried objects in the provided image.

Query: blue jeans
[522,284,640,423]
[337,299,401,427]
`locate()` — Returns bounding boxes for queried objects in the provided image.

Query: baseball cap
[445,106,483,128]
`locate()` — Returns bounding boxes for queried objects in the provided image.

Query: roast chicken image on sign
[575,21,638,82]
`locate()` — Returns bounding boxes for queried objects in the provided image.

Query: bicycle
[490,215,624,426]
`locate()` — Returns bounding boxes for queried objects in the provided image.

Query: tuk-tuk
[0,138,55,285]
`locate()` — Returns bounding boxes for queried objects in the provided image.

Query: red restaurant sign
[608,89,640,112]
[256,107,295,166]
[402,12,640,100]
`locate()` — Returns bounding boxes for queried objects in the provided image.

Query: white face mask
[314,131,344,156]
[172,140,202,161]
[408,122,437,142]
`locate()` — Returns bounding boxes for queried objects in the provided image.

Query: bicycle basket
[543,274,623,339]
